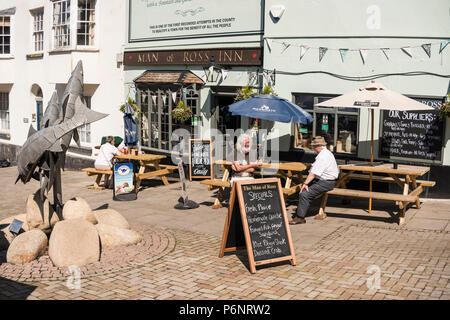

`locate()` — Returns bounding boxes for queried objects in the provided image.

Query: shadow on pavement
[0,277,37,300]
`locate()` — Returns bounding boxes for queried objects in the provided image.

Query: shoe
[289,216,306,225]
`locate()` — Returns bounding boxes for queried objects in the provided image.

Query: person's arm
[300,172,316,193]
[232,161,261,172]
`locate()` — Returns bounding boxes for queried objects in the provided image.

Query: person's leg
[296,179,336,218]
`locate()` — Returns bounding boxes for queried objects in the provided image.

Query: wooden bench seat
[82,168,112,190]
[200,179,231,190]
[348,173,436,187]
[326,187,417,202]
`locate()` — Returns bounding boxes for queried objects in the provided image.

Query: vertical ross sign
[220,178,296,273]
[189,139,212,180]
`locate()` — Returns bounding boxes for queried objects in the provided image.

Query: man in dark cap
[289,136,339,225]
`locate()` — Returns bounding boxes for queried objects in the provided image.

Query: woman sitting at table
[231,133,261,185]
[95,136,124,188]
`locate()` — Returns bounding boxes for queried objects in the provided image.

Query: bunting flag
[299,45,309,60]
[359,49,368,64]
[162,95,167,106]
[339,48,349,62]
[221,69,228,81]
[171,91,177,103]
[235,72,243,80]
[265,38,272,52]
[151,95,157,105]
[281,42,291,53]
[439,40,450,53]
[201,74,207,82]
[421,43,431,58]
[319,47,328,62]
[401,46,413,58]
[381,48,390,60]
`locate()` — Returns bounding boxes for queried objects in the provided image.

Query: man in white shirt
[289,136,339,225]
[95,136,124,188]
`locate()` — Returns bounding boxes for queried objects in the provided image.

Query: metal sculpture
[16,61,108,216]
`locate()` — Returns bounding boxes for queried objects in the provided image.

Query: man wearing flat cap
[289,136,339,225]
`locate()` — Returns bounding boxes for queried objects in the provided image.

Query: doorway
[214,94,241,134]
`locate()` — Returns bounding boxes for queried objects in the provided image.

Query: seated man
[231,134,261,185]
[289,136,339,225]
[95,136,124,188]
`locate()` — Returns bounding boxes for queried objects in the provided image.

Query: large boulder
[49,219,100,267]
[62,197,97,224]
[94,209,130,229]
[6,229,48,264]
[0,214,30,251]
[26,194,59,231]
[95,224,142,248]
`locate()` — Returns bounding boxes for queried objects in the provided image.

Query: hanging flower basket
[119,97,140,118]
[234,85,278,102]
[438,95,450,120]
[172,101,192,123]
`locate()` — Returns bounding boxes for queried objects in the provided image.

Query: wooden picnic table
[114,153,177,190]
[317,163,435,225]
[201,160,307,209]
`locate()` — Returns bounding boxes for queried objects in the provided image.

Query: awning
[133,70,205,85]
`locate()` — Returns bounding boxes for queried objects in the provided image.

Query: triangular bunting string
[171,91,177,103]
[359,49,368,64]
[151,95,157,105]
[299,45,309,60]
[401,46,413,58]
[339,48,348,62]
[221,69,228,81]
[265,38,272,52]
[281,42,291,54]
[319,47,328,62]
[421,43,431,58]
[439,40,450,53]
[381,48,390,60]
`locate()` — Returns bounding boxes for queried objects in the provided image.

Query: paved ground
[0,166,449,300]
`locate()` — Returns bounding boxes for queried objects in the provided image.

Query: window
[0,16,11,55]
[31,9,44,52]
[138,86,201,152]
[293,94,359,154]
[52,0,71,48]
[0,92,10,134]
[77,96,91,143]
[77,0,95,46]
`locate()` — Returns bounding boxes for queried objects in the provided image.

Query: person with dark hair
[95,136,123,188]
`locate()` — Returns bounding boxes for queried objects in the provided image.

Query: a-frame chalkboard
[219,178,296,273]
[189,139,213,181]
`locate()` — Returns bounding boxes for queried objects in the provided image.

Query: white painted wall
[0,0,126,158]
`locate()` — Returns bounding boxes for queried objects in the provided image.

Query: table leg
[154,160,170,186]
[212,167,230,209]
[135,161,146,191]
[411,176,421,209]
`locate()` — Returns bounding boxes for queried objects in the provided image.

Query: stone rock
[26,194,59,231]
[6,230,48,264]
[0,214,30,251]
[94,209,130,229]
[62,197,97,224]
[48,219,100,267]
[95,224,142,248]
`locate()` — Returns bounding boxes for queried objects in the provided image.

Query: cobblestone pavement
[0,167,449,300]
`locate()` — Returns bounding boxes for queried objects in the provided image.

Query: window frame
[76,0,96,48]
[30,7,44,53]
[50,0,98,52]
[0,91,10,136]
[0,14,13,58]
[292,93,360,155]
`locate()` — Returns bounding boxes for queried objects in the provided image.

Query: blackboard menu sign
[219,178,296,273]
[189,139,213,180]
[380,98,444,161]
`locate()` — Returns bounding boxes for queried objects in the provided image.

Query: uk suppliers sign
[128,0,263,42]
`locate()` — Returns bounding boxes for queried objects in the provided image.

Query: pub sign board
[219,178,296,273]
[124,47,262,66]
[380,98,445,162]
[189,139,213,180]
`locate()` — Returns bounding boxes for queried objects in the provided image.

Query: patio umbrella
[227,94,313,124]
[315,81,434,212]
[123,102,138,149]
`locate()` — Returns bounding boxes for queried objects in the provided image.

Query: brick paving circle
[0,225,175,282]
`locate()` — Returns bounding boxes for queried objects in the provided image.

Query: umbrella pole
[369,108,374,214]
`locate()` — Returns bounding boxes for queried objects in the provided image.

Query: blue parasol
[123,102,138,148]
[227,94,313,124]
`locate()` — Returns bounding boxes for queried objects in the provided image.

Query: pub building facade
[124,0,449,196]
